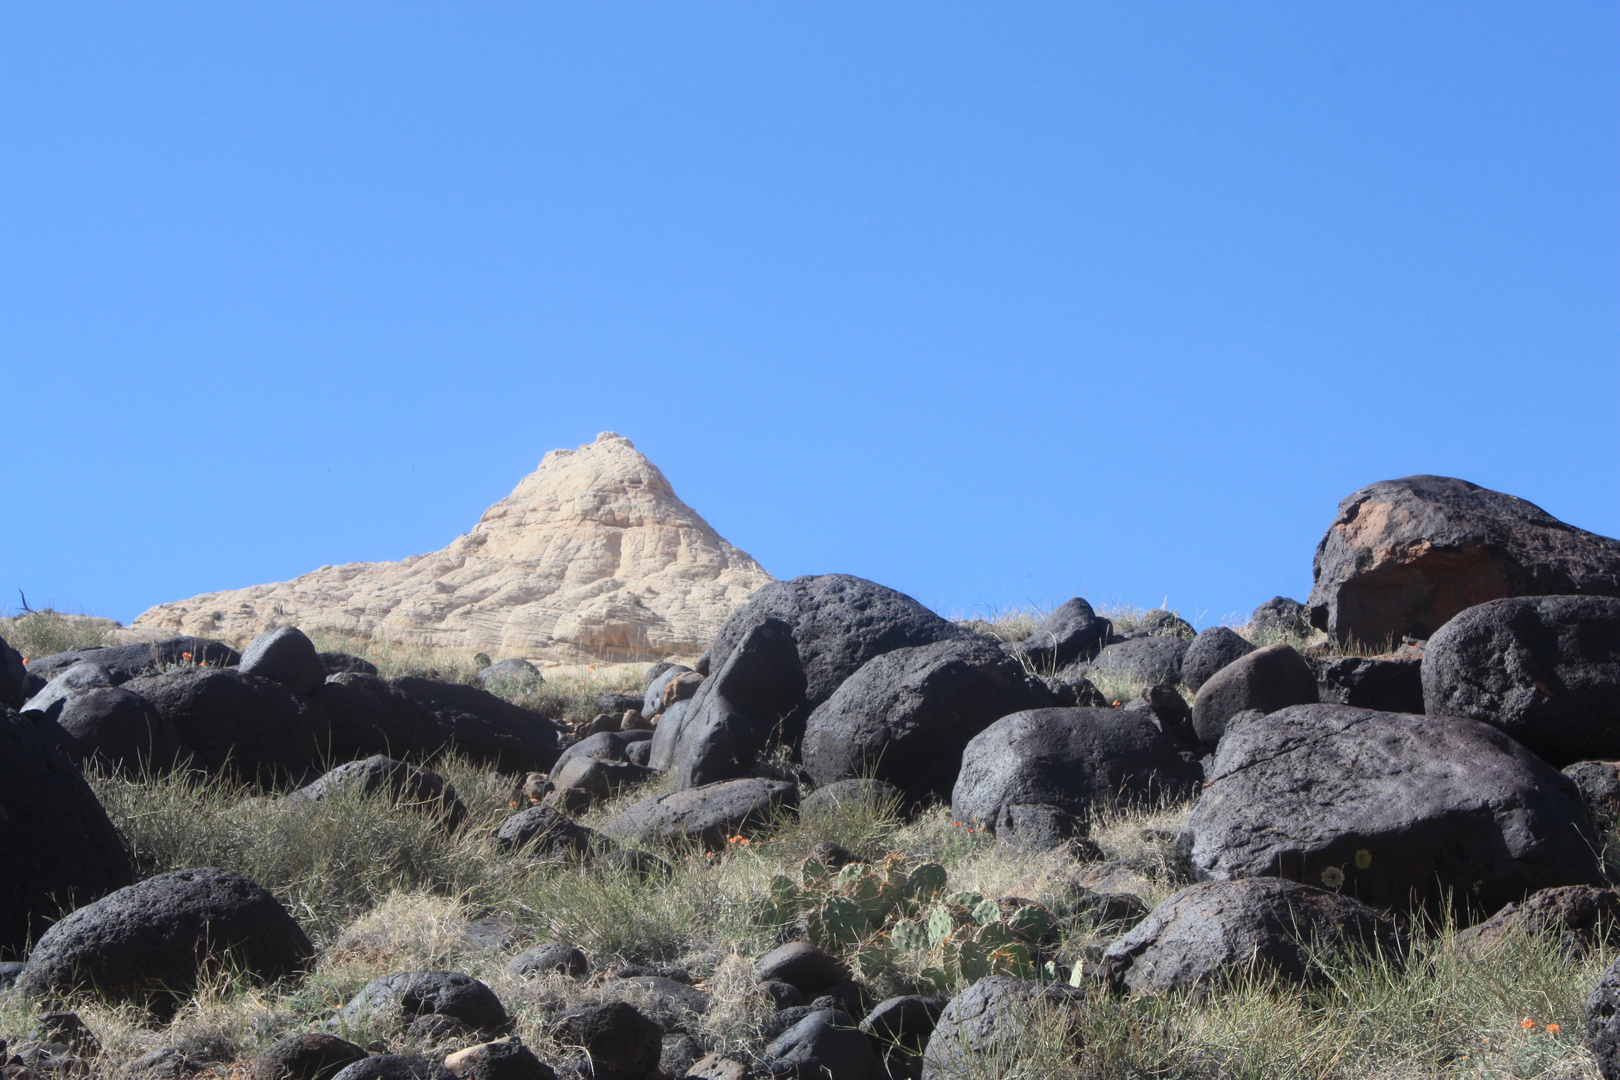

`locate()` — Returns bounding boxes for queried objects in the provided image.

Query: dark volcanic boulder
[1005,598,1112,672]
[506,943,590,979]
[240,627,328,696]
[1456,885,1620,959]
[553,730,652,771]
[920,976,1085,1080]
[1421,594,1620,767]
[763,1008,876,1080]
[1,634,27,708]
[19,868,312,1010]
[319,651,380,677]
[309,673,448,762]
[1307,475,1620,647]
[952,708,1201,847]
[642,665,693,718]
[24,637,240,685]
[56,686,195,776]
[1103,878,1403,996]
[1189,643,1319,746]
[800,778,904,821]
[249,1033,368,1080]
[801,637,1055,801]
[331,1055,454,1080]
[861,995,944,1054]
[494,806,602,859]
[1589,956,1620,1079]
[1250,597,1309,639]
[444,1038,555,1080]
[1180,627,1256,694]
[124,668,331,784]
[389,677,565,772]
[21,660,119,720]
[1314,653,1425,714]
[337,971,509,1034]
[1175,704,1604,919]
[286,756,467,830]
[604,778,796,850]
[702,574,970,713]
[660,618,806,788]
[1565,761,1620,832]
[1088,636,1188,688]
[471,658,543,691]
[0,710,133,958]
[551,1002,663,1080]
[755,942,852,997]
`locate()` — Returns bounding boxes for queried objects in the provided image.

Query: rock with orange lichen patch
[1306,475,1620,648]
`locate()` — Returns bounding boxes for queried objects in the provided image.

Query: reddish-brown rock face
[1307,475,1620,647]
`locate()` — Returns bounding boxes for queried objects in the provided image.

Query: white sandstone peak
[132,435,773,663]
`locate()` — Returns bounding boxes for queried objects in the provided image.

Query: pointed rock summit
[133,433,775,663]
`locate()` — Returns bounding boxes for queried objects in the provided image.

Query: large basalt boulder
[763,1008,876,1080]
[551,1002,662,1080]
[239,626,328,696]
[0,710,134,958]
[19,868,312,1011]
[1088,636,1188,688]
[1004,598,1112,673]
[20,661,118,721]
[1314,653,1425,714]
[1307,475,1620,647]
[654,577,974,788]
[1421,594,1620,767]
[1175,704,1604,919]
[659,618,807,788]
[285,756,467,830]
[920,976,1085,1080]
[1180,627,1256,694]
[604,778,796,850]
[24,637,240,685]
[55,686,195,776]
[1103,878,1403,996]
[309,672,449,762]
[336,971,510,1035]
[952,708,1201,847]
[801,637,1055,801]
[1189,643,1319,746]
[124,668,331,785]
[702,574,970,713]
[388,677,565,773]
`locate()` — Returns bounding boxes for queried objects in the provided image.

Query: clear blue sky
[4,3,1616,630]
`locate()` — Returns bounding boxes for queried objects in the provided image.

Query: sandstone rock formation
[132,433,774,663]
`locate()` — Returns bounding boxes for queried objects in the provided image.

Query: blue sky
[3,3,1616,630]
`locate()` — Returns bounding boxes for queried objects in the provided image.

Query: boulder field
[7,471,1620,1077]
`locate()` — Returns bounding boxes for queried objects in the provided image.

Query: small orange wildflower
[1546,1023,1561,1034]
[182,652,193,660]
[1521,1019,1535,1030]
